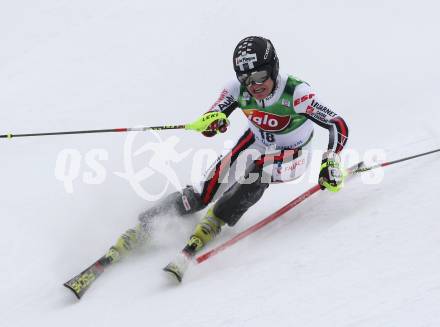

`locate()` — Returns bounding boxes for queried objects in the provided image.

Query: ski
[163,251,193,283]
[163,263,184,283]
[63,256,111,299]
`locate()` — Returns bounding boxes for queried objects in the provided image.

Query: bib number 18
[260,130,275,143]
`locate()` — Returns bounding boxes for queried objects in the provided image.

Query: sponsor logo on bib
[243,109,291,132]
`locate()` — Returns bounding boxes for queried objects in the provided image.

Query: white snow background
[1,0,440,326]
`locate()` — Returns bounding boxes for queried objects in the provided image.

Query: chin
[253,94,266,100]
[251,91,268,100]
[248,87,263,97]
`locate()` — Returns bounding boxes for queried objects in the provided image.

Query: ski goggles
[237,69,270,86]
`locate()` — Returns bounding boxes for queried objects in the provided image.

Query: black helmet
[233,36,279,82]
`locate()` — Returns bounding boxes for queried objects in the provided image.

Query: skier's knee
[213,177,269,227]
[138,186,206,228]
[179,185,206,215]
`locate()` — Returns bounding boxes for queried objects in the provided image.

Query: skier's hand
[319,150,345,192]
[201,114,229,137]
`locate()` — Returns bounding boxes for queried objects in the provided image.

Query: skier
[66,36,349,292]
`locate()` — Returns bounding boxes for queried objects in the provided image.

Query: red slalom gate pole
[196,184,322,264]
[195,161,365,264]
[196,147,440,264]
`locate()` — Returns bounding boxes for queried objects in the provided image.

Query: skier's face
[247,77,275,100]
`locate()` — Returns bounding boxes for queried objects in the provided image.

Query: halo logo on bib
[243,109,291,132]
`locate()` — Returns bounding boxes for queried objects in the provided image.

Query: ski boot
[163,208,224,282]
[104,224,147,262]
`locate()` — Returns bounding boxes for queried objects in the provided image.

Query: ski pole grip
[185,112,228,133]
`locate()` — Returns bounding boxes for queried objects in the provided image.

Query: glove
[318,150,345,192]
[201,114,229,137]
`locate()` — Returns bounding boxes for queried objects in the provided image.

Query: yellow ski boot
[102,224,147,265]
[163,208,224,282]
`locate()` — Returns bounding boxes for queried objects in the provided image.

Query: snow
[1,0,440,326]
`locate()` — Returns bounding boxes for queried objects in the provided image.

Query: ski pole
[350,147,440,174]
[0,112,228,140]
[196,147,440,264]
